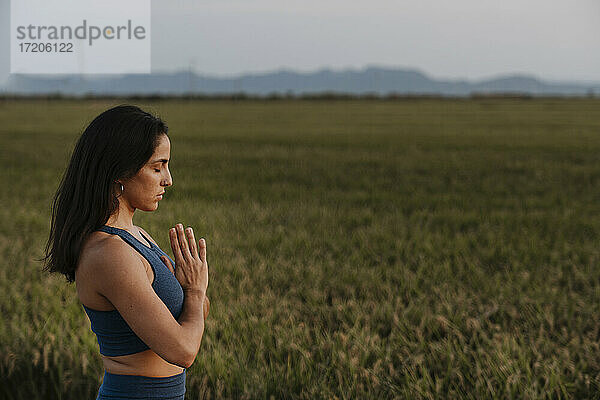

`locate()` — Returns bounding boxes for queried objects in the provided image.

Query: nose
[162,167,173,187]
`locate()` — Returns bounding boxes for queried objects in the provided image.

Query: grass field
[1,98,600,399]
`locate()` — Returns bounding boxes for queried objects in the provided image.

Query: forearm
[176,289,206,361]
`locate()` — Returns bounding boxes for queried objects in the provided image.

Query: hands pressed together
[160,223,210,320]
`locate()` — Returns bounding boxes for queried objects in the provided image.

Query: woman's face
[120,134,172,212]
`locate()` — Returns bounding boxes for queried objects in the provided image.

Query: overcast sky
[1,0,599,85]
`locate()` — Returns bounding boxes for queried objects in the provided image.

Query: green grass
[1,98,600,399]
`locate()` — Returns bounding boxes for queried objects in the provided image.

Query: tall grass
[1,98,599,399]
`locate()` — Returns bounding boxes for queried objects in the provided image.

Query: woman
[42,105,210,399]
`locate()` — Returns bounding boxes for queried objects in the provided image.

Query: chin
[139,202,160,212]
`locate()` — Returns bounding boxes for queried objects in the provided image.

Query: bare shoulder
[137,225,160,247]
[76,231,148,309]
[77,232,146,285]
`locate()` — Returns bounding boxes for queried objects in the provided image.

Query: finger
[186,227,199,260]
[198,238,207,263]
[204,296,210,318]
[160,255,175,274]
[169,227,183,263]
[176,223,192,260]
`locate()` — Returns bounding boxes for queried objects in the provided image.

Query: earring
[115,181,124,198]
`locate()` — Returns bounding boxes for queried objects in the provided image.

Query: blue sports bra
[82,225,184,357]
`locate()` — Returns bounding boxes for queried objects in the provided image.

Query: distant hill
[1,66,598,96]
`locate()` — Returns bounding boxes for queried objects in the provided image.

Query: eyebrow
[149,158,169,164]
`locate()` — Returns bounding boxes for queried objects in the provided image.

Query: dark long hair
[42,105,169,282]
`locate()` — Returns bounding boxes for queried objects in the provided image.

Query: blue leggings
[96,369,186,399]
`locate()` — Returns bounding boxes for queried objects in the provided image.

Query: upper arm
[92,240,189,366]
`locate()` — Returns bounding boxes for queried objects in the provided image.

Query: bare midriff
[102,350,184,377]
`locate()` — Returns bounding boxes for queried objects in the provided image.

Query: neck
[106,201,136,230]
